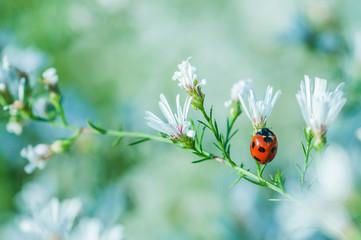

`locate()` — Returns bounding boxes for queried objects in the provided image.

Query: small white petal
[238,93,252,122]
[186,130,195,138]
[159,94,177,125]
[6,121,23,135]
[2,55,10,70]
[172,58,200,91]
[18,77,26,102]
[21,144,51,173]
[248,90,260,124]
[230,79,252,100]
[239,85,281,127]
[224,100,232,108]
[43,67,59,85]
[183,96,192,121]
[24,163,37,174]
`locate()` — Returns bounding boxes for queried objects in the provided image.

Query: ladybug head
[256,128,275,136]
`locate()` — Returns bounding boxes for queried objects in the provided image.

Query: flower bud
[0,83,13,106]
[225,100,242,121]
[49,91,61,104]
[172,58,206,110]
[51,139,73,153]
[313,131,326,152]
[189,88,205,110]
[33,97,57,120]
[178,135,195,149]
[43,68,59,92]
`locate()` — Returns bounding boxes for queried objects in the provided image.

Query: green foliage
[270,170,286,193]
[87,120,107,134]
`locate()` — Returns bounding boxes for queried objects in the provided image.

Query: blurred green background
[0,0,361,239]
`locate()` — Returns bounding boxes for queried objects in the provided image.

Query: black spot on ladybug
[253,156,261,162]
[263,136,273,143]
[271,147,277,153]
[256,128,274,137]
[252,141,255,148]
[258,147,265,153]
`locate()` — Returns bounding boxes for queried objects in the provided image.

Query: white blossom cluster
[16,197,125,240]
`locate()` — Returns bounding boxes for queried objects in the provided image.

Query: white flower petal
[296,76,346,137]
[145,94,193,139]
[24,163,37,174]
[21,144,51,174]
[238,93,252,122]
[18,77,26,102]
[172,58,202,91]
[20,198,82,238]
[43,68,59,85]
[159,94,176,125]
[2,55,10,70]
[186,130,195,138]
[239,85,281,127]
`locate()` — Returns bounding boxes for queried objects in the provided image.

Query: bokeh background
[0,0,361,239]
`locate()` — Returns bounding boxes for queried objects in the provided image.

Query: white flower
[315,145,353,201]
[43,68,59,86]
[296,75,346,142]
[231,79,252,100]
[3,47,46,74]
[6,120,24,135]
[70,218,125,240]
[16,175,58,211]
[276,145,354,239]
[20,198,82,240]
[239,85,282,129]
[172,57,206,92]
[225,79,252,108]
[145,94,194,139]
[3,77,27,113]
[21,144,52,174]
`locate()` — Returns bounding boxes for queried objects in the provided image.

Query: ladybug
[250,128,278,164]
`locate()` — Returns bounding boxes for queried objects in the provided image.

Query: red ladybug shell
[250,128,278,164]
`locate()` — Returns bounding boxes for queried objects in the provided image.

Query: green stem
[30,116,78,131]
[199,107,236,166]
[58,104,68,126]
[300,132,314,191]
[256,162,267,178]
[52,101,67,125]
[29,115,293,200]
[105,130,174,144]
[215,155,293,200]
[224,116,237,148]
[31,114,173,144]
